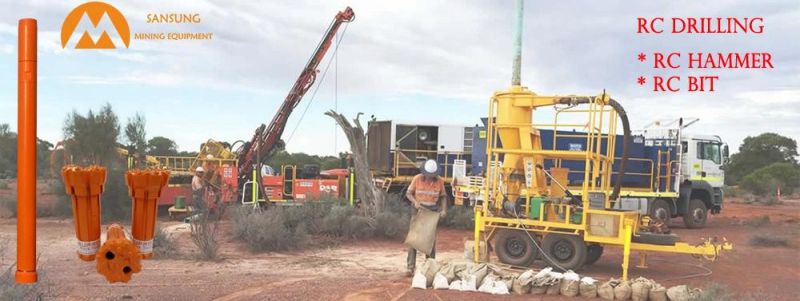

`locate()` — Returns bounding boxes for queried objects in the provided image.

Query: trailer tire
[584,244,603,266]
[542,233,586,271]
[495,229,538,267]
[650,199,672,225]
[683,199,708,229]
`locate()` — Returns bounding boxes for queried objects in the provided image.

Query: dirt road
[0,200,798,301]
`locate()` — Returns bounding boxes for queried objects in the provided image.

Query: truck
[464,117,728,229]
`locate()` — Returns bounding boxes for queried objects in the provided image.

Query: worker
[192,166,206,212]
[405,159,447,276]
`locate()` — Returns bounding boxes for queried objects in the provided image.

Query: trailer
[367,120,474,192]
[465,117,728,228]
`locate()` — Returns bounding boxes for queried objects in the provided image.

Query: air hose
[558,95,630,200]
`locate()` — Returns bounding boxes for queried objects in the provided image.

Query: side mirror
[722,144,730,164]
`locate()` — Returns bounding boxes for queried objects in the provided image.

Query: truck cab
[677,134,728,217]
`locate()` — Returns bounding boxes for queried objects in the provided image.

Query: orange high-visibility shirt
[408,174,445,206]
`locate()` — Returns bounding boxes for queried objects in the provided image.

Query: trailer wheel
[584,244,603,266]
[495,229,539,267]
[542,234,587,271]
[683,199,708,229]
[649,199,671,225]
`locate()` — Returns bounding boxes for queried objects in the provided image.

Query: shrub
[0,181,8,190]
[232,207,308,252]
[1,239,50,300]
[744,215,771,227]
[740,162,800,196]
[694,283,738,301]
[440,205,474,230]
[344,215,374,239]
[748,234,789,247]
[374,211,409,240]
[189,212,222,260]
[722,186,740,198]
[320,205,356,236]
[153,224,180,259]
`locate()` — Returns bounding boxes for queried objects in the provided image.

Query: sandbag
[438,261,468,282]
[404,208,440,256]
[448,280,463,291]
[614,280,632,300]
[411,271,427,289]
[546,279,561,295]
[432,272,449,290]
[649,283,667,301]
[467,263,490,286]
[462,274,478,292]
[478,275,496,293]
[598,278,619,300]
[511,270,534,294]
[666,285,691,301]
[530,285,548,295]
[631,277,652,301]
[560,270,580,297]
[579,277,598,298]
[419,258,440,287]
[492,279,510,295]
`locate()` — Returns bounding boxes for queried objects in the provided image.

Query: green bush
[740,162,800,196]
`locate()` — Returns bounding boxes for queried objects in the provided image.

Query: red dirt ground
[0,180,798,300]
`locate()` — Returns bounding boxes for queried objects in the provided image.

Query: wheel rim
[552,240,574,261]
[692,208,705,223]
[506,237,526,258]
[654,207,669,221]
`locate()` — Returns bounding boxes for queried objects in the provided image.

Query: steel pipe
[16,18,38,284]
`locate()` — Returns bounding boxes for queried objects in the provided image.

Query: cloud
[0,0,798,154]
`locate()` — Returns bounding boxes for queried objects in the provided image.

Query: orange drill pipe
[126,170,169,259]
[61,165,106,261]
[96,224,142,283]
[16,18,37,284]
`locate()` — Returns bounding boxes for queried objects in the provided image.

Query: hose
[557,95,630,201]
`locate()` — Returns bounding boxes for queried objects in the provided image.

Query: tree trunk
[325,111,385,215]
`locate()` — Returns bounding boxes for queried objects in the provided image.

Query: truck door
[692,140,724,187]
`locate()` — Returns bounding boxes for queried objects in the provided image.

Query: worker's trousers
[192,189,206,213]
[407,241,436,272]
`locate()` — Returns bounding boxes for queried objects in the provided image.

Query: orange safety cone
[61,165,106,261]
[96,224,142,283]
[126,170,169,259]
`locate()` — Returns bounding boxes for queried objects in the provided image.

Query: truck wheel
[584,244,603,266]
[495,229,539,266]
[542,234,587,271]
[650,199,671,225]
[683,199,708,229]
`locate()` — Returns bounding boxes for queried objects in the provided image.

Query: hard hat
[196,167,204,173]
[206,154,214,159]
[422,159,438,175]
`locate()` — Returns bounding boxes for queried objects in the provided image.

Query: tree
[63,103,120,165]
[740,162,800,195]
[326,111,385,215]
[147,136,178,156]
[124,113,147,166]
[725,133,798,184]
[0,123,53,178]
[61,104,130,219]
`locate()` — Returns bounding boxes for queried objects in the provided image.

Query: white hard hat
[422,159,438,175]
[196,167,204,172]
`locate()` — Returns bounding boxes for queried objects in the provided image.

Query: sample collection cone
[61,165,106,261]
[96,224,142,283]
[125,170,170,259]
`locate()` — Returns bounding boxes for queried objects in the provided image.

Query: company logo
[61,1,130,49]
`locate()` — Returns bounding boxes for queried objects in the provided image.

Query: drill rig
[464,1,731,280]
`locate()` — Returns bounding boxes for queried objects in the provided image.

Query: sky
[0,0,798,156]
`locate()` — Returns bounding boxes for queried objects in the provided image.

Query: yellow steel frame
[473,85,732,280]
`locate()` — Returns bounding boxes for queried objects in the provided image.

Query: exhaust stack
[511,0,523,86]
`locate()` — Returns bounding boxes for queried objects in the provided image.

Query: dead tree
[325,110,385,215]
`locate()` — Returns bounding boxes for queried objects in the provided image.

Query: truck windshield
[697,142,722,164]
